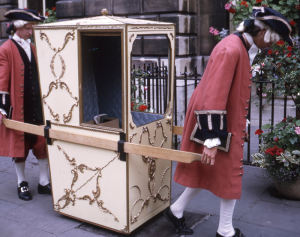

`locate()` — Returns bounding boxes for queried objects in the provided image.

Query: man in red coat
[164,7,293,237]
[0,9,51,201]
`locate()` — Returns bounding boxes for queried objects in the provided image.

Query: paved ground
[0,152,299,237]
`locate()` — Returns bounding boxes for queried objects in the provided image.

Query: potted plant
[252,117,300,199]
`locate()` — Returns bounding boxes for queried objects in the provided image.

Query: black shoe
[164,207,194,235]
[216,228,245,237]
[18,181,32,201]
[38,183,52,195]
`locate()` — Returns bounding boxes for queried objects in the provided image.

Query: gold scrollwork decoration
[169,33,174,40]
[129,122,135,129]
[129,34,134,42]
[129,26,173,30]
[53,145,120,222]
[130,166,170,224]
[43,81,79,124]
[120,225,129,234]
[138,121,168,147]
[130,120,170,224]
[129,133,137,143]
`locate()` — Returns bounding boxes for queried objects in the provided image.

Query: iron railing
[131,63,292,164]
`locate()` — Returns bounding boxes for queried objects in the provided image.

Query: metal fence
[132,63,292,164]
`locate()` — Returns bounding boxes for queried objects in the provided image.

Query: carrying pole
[2,119,201,164]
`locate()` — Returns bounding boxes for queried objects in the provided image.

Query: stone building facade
[0,0,229,73]
[0,0,229,126]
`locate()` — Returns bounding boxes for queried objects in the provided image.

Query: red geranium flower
[228,8,236,14]
[290,21,296,26]
[282,118,287,122]
[274,137,279,142]
[276,40,284,46]
[276,148,284,156]
[255,129,263,135]
[52,7,56,11]
[131,101,135,110]
[287,52,292,57]
[256,0,262,2]
[139,104,147,112]
[268,50,273,55]
[283,50,286,53]
[275,50,279,55]
[287,46,292,51]
[296,4,300,10]
[277,63,281,68]
[262,5,268,7]
[45,12,49,17]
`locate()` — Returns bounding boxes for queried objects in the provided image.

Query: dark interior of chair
[81,34,122,128]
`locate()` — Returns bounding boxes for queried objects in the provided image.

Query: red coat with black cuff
[174,34,252,199]
[0,40,44,157]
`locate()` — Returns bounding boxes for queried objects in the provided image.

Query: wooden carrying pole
[2,119,201,163]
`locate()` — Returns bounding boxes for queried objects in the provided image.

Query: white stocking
[38,158,50,186]
[15,161,26,187]
[170,187,203,219]
[217,198,236,237]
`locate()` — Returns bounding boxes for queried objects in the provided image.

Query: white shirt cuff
[204,138,221,148]
[246,119,250,128]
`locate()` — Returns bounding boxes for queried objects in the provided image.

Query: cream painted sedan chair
[2,10,201,235]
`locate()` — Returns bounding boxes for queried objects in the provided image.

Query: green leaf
[296,120,300,126]
[262,124,272,129]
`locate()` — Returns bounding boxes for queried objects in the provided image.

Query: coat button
[241,144,244,147]
[247,100,250,103]
[21,138,24,141]
[242,136,245,140]
[21,85,23,88]
[21,68,24,71]
[21,133,24,136]
[32,87,34,89]
[21,63,24,66]
[33,119,35,122]
[240,159,243,162]
[21,112,23,114]
[33,98,35,100]
[243,129,246,132]
[240,166,243,169]
[249,85,252,88]
[245,107,248,111]
[239,173,243,176]
[21,73,23,76]
[244,115,247,118]
[21,106,24,109]
[21,90,23,92]
[21,117,23,120]
[21,95,23,98]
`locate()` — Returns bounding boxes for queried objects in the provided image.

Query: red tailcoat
[174,35,252,199]
[0,40,43,157]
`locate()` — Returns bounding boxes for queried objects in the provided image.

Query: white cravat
[13,33,31,62]
[243,33,258,66]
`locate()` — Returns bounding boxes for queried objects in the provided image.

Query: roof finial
[101,8,108,16]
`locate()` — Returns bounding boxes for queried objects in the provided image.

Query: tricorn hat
[4,8,45,22]
[252,7,293,46]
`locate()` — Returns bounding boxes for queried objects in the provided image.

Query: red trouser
[14,135,47,163]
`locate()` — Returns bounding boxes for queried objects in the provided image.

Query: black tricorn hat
[252,7,293,46]
[4,8,45,22]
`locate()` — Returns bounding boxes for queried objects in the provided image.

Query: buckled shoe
[164,207,194,235]
[216,228,245,237]
[38,183,52,195]
[18,181,32,201]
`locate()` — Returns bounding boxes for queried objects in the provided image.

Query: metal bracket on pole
[118,132,126,162]
[44,120,52,145]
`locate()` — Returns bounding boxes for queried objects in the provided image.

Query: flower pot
[273,180,300,200]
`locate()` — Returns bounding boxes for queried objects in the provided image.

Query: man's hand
[0,113,6,125]
[201,146,218,166]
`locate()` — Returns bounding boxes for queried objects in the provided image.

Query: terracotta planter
[273,180,300,200]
